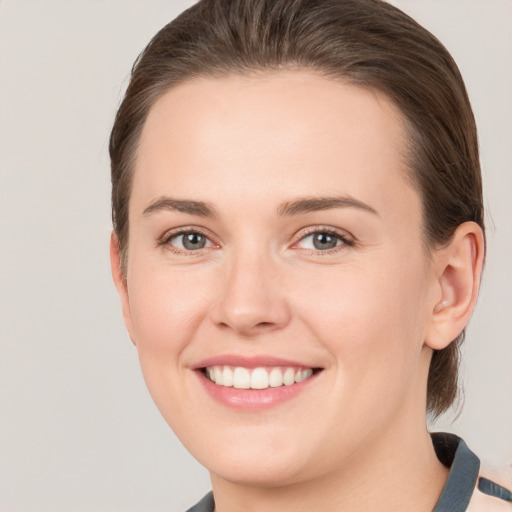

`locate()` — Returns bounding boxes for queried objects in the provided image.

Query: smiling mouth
[201,365,319,390]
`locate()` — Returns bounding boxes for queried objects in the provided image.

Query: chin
[184,426,328,488]
[208,455,309,488]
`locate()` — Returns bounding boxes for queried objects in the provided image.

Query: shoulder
[467,461,512,512]
[431,432,512,512]
[185,491,214,512]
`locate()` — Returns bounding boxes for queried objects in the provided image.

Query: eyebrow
[142,195,378,218]
[143,197,219,217]
[277,196,379,217]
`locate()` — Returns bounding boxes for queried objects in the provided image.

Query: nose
[210,250,291,337]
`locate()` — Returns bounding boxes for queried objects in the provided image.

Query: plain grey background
[0,1,511,511]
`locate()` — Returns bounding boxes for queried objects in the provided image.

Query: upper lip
[191,354,321,370]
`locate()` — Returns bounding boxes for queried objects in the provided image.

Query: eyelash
[159,226,355,256]
[159,228,215,257]
[296,226,355,255]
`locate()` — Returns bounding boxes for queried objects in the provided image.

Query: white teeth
[251,368,269,389]
[295,369,306,383]
[283,368,295,386]
[295,368,313,383]
[233,367,251,389]
[223,366,233,387]
[269,367,283,387]
[204,365,315,389]
[214,366,224,386]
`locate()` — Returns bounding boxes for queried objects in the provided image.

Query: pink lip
[192,355,322,411]
[192,354,316,370]
[197,373,319,410]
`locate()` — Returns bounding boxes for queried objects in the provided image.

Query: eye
[164,230,214,252]
[295,229,353,252]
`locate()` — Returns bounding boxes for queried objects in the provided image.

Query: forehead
[133,70,418,223]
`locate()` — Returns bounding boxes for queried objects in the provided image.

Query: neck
[210,417,448,512]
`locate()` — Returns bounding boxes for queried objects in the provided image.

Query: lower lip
[196,370,320,410]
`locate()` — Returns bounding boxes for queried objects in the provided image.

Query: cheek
[125,265,215,427]
[126,264,212,355]
[292,258,428,393]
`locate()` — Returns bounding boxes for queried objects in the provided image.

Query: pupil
[183,233,206,250]
[313,233,337,250]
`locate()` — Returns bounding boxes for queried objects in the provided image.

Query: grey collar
[431,432,480,512]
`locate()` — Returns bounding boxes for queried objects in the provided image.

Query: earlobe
[110,233,136,344]
[425,222,485,350]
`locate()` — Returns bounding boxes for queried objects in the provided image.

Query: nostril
[256,322,274,328]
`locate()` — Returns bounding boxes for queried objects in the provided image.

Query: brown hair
[109,0,484,417]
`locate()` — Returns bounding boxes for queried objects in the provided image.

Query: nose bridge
[211,241,290,335]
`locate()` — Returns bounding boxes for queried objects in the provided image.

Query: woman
[109,0,511,510]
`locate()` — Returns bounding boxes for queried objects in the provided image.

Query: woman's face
[116,71,439,485]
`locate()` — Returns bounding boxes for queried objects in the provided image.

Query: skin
[111,71,484,512]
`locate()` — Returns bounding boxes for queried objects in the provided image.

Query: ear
[110,232,136,344]
[425,222,485,350]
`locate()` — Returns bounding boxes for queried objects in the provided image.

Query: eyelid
[292,225,355,252]
[159,226,219,253]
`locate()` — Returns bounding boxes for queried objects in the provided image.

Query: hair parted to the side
[109,0,484,417]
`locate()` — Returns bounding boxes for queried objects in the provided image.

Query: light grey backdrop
[0,1,511,511]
